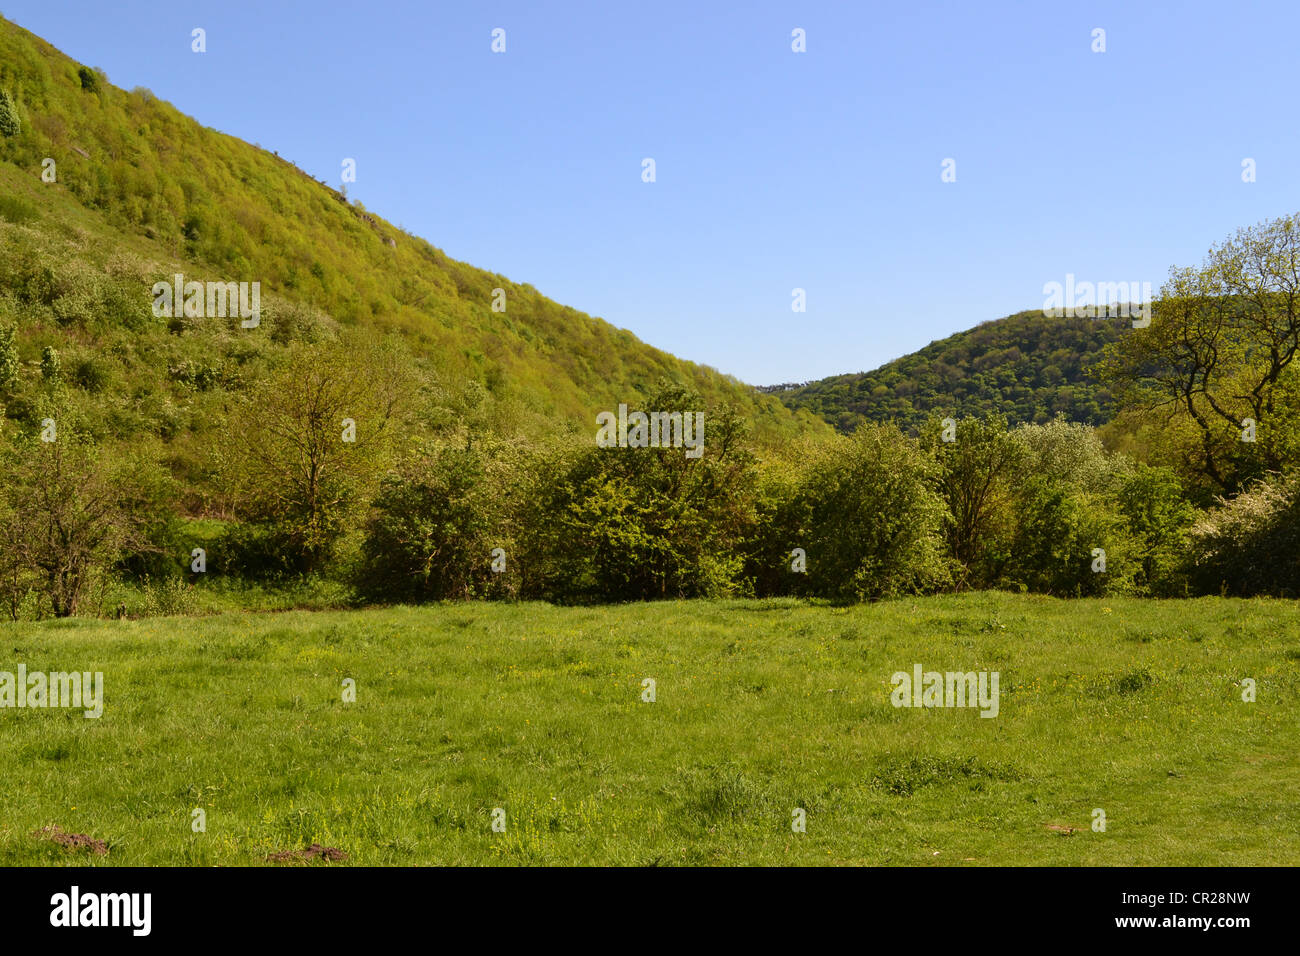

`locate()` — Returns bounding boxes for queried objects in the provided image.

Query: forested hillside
[0,14,821,456]
[766,311,1128,432]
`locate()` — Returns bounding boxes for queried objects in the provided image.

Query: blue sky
[5,0,1300,384]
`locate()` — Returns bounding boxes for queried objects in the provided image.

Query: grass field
[1,594,1297,866]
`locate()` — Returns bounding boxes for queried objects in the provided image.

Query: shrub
[1000,477,1132,596]
[0,89,19,137]
[920,415,1025,588]
[792,424,952,600]
[0,324,18,390]
[355,444,507,602]
[518,386,756,603]
[1116,464,1196,595]
[40,345,60,382]
[1188,473,1300,596]
[0,436,158,617]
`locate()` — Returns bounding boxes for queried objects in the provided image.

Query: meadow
[1,593,1296,866]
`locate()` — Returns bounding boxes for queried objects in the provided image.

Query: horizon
[3,0,1298,385]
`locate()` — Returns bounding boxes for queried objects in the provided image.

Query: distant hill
[0,14,824,465]
[764,310,1130,432]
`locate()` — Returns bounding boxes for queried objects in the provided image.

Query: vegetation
[4,14,1300,615]
[1101,215,1300,501]
[765,311,1127,432]
[1,595,1294,865]
[0,13,821,486]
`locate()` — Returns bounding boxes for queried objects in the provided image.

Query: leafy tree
[1116,464,1195,596]
[1102,213,1300,497]
[518,385,755,602]
[355,442,512,601]
[220,337,411,575]
[0,89,18,137]
[920,415,1025,587]
[0,435,154,617]
[791,424,952,600]
[1001,477,1131,596]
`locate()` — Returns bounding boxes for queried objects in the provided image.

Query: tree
[0,436,149,617]
[920,415,1025,587]
[517,384,756,602]
[1116,464,1195,595]
[1103,213,1300,496]
[0,89,18,137]
[220,336,410,575]
[793,424,952,600]
[355,442,511,602]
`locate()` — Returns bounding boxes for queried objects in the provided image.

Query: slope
[764,310,1130,432]
[0,14,824,461]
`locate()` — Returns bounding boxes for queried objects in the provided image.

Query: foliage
[516,386,756,603]
[0,432,160,616]
[785,424,953,600]
[768,311,1126,432]
[920,415,1025,588]
[0,88,18,137]
[218,336,410,575]
[355,442,513,602]
[1101,213,1300,498]
[1188,473,1300,597]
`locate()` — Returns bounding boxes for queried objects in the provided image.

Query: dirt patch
[1045,823,1081,835]
[267,843,348,863]
[34,825,108,856]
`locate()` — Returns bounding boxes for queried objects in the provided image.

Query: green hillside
[766,311,1129,433]
[0,14,823,467]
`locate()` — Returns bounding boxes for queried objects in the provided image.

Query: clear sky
[5,1,1299,385]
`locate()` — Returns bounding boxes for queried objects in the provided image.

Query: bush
[920,415,1025,588]
[1189,473,1300,596]
[355,444,507,602]
[216,522,305,581]
[40,345,60,382]
[0,89,19,137]
[791,424,952,600]
[0,324,18,390]
[1116,464,1195,595]
[0,435,159,617]
[139,575,195,617]
[518,387,756,603]
[1000,477,1132,596]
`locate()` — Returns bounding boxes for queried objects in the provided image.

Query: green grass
[1,594,1297,866]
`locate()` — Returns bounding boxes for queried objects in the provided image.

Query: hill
[0,14,824,480]
[764,310,1130,432]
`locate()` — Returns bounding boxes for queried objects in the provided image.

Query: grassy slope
[770,311,1128,433]
[2,594,1296,866]
[0,15,822,446]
